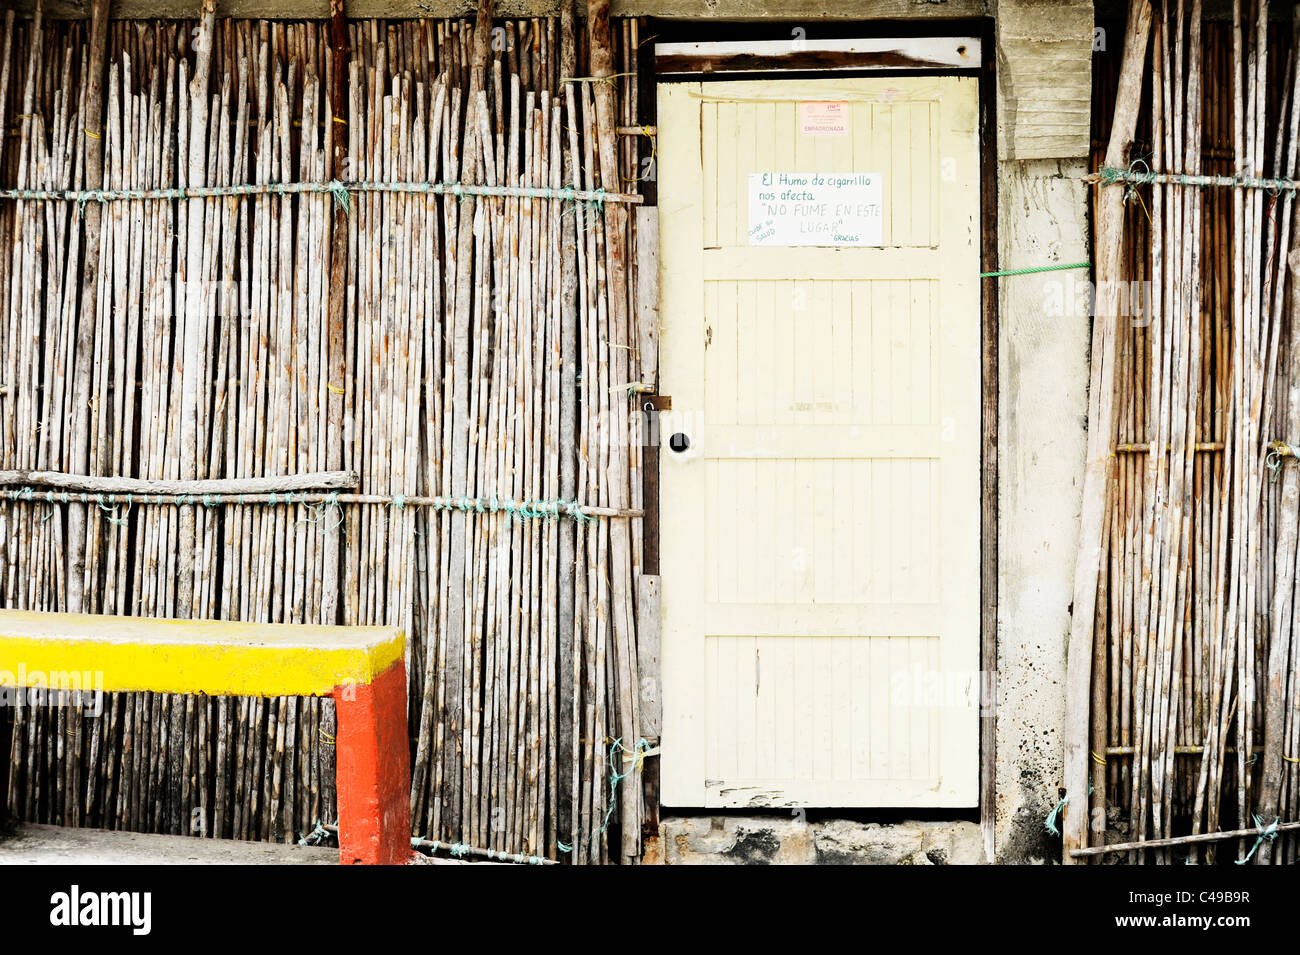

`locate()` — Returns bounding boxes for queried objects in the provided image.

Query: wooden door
[657,77,980,808]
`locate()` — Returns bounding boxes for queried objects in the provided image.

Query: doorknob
[668,432,691,453]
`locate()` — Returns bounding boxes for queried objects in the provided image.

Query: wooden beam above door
[14,0,989,21]
[657,36,981,76]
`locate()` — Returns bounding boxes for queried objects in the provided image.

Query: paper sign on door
[747,172,884,247]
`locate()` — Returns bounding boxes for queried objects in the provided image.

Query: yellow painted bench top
[0,609,404,697]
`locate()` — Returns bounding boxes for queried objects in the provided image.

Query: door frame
[637,18,998,855]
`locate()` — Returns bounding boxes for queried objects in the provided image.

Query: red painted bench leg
[333,659,412,865]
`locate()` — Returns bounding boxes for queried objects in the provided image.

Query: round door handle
[668,432,691,453]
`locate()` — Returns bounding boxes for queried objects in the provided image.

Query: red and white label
[798,101,850,137]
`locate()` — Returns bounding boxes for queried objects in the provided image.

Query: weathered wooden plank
[636,574,661,741]
[978,18,997,865]
[17,0,989,20]
[1061,0,1152,865]
[635,206,659,394]
[636,205,661,580]
[656,37,980,75]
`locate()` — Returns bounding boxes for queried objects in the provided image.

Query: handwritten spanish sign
[747,172,883,247]
[798,101,849,137]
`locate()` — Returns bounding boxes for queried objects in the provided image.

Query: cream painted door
[657,77,980,808]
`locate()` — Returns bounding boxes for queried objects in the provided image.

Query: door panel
[658,77,980,808]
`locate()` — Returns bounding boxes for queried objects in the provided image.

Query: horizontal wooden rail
[0,470,359,495]
[1112,442,1225,453]
[1069,820,1300,858]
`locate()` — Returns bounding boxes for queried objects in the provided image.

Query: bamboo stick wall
[0,3,649,864]
[1088,2,1300,863]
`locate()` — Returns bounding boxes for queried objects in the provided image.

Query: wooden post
[587,0,641,865]
[637,573,660,836]
[168,0,217,835]
[64,0,110,614]
[1256,249,1300,863]
[1063,0,1152,864]
[557,0,580,860]
[635,203,660,841]
[977,18,998,863]
[321,0,351,830]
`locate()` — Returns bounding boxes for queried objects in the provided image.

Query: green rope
[596,737,652,841]
[328,182,351,216]
[1099,164,1300,194]
[1235,815,1279,864]
[297,492,343,531]
[566,501,594,524]
[1044,784,1094,838]
[1044,795,1068,836]
[0,179,639,206]
[95,492,133,527]
[298,820,332,847]
[981,262,1091,279]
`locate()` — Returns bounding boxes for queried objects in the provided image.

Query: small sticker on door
[798,101,849,137]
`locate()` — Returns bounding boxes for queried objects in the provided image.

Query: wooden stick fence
[0,0,649,864]
[0,180,644,205]
[1076,0,1300,864]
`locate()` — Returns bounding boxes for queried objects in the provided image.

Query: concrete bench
[0,609,412,865]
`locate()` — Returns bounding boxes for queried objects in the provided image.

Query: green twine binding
[1235,815,1279,864]
[298,820,331,847]
[596,737,652,842]
[1099,163,1300,195]
[297,492,343,531]
[327,180,351,216]
[1044,784,1094,838]
[1107,157,1152,206]
[1044,795,1068,836]
[95,492,133,527]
